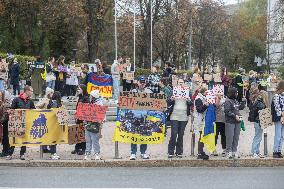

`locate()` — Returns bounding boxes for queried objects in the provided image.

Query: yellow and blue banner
[87,73,113,98]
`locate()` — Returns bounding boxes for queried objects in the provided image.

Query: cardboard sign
[119,64,128,73]
[56,109,69,126]
[205,90,216,104]
[204,74,212,81]
[259,108,273,129]
[8,110,26,137]
[172,86,190,99]
[213,73,222,83]
[0,60,8,80]
[75,102,107,122]
[213,84,224,95]
[119,92,167,111]
[123,72,134,80]
[68,124,85,145]
[172,75,179,86]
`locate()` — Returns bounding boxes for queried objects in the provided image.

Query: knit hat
[95,59,101,64]
[90,90,100,99]
[45,87,54,97]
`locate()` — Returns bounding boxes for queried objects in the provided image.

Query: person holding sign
[111,59,121,103]
[6,86,35,160]
[271,81,284,158]
[248,88,268,158]
[0,91,9,157]
[148,65,161,93]
[167,79,192,158]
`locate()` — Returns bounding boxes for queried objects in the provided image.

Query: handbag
[85,122,100,133]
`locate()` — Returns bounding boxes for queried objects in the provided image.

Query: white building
[268,0,284,69]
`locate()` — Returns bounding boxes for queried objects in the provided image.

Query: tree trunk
[86,0,95,62]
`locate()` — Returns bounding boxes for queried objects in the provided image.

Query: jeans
[112,78,120,100]
[131,144,147,155]
[47,80,55,90]
[85,130,100,155]
[251,122,263,154]
[0,80,5,91]
[168,120,187,155]
[273,121,284,152]
[226,123,241,153]
[13,84,20,95]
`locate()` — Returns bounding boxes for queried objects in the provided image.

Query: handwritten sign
[172,86,190,99]
[56,109,69,126]
[75,102,107,122]
[119,92,167,111]
[123,72,134,80]
[213,73,222,83]
[259,108,273,129]
[68,124,85,145]
[205,90,216,104]
[8,110,26,137]
[204,74,212,81]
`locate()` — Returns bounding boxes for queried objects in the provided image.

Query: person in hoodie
[0,91,9,157]
[46,91,63,160]
[84,90,105,161]
[224,87,246,159]
[271,81,284,158]
[148,65,161,93]
[71,84,89,155]
[192,85,209,160]
[248,87,268,158]
[6,85,35,160]
[167,78,192,158]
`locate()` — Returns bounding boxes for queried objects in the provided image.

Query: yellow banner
[10,109,68,147]
[87,82,112,98]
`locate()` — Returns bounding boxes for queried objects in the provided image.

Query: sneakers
[233,152,240,158]
[6,155,12,160]
[222,150,226,156]
[51,153,60,160]
[94,154,101,160]
[197,153,209,160]
[71,150,77,154]
[168,154,174,159]
[212,150,218,156]
[252,153,260,158]
[141,154,150,159]
[227,152,233,159]
[84,155,91,161]
[176,154,183,158]
[20,155,27,160]
[130,154,136,160]
[273,152,283,158]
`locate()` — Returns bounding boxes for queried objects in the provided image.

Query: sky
[224,0,239,5]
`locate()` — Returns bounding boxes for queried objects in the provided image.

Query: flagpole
[133,0,136,72]
[150,0,153,69]
[114,0,118,60]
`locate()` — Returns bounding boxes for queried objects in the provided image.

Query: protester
[191,67,203,94]
[71,84,89,155]
[46,91,63,160]
[102,62,111,75]
[192,85,209,160]
[122,59,133,91]
[0,57,8,91]
[10,58,20,95]
[267,73,278,105]
[46,57,56,90]
[234,68,245,103]
[0,91,9,157]
[6,86,35,160]
[130,76,151,160]
[167,78,192,158]
[148,65,161,93]
[66,62,79,96]
[224,87,246,159]
[213,93,226,156]
[111,59,121,103]
[162,62,172,78]
[55,55,66,95]
[271,81,284,158]
[84,90,105,161]
[221,68,230,97]
[248,88,268,158]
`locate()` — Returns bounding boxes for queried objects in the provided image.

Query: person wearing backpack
[248,87,268,158]
[271,81,284,158]
[47,91,63,160]
[84,90,105,161]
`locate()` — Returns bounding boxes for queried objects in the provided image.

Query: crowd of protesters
[0,54,284,161]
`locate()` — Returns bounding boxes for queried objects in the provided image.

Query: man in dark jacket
[6,85,35,160]
[10,59,20,95]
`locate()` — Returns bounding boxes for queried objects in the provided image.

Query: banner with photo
[9,109,68,147]
[87,73,113,97]
[113,109,166,144]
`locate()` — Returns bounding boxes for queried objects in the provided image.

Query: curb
[1,159,284,167]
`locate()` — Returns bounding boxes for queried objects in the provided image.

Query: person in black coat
[10,59,20,95]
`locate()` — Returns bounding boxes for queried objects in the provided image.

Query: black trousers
[13,84,20,96]
[198,131,205,154]
[75,142,86,152]
[9,146,26,156]
[215,122,226,149]
[1,121,10,154]
[168,120,187,155]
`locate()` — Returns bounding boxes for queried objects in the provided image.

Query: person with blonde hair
[271,81,284,158]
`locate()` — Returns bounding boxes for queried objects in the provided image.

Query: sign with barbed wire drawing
[55,109,69,126]
[259,108,273,129]
[172,86,190,99]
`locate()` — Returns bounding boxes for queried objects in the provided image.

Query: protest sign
[8,110,26,137]
[259,108,273,129]
[119,92,167,111]
[87,73,113,97]
[68,124,85,145]
[119,63,128,73]
[213,73,222,83]
[213,84,224,95]
[75,102,107,122]
[172,86,190,99]
[0,60,8,80]
[56,109,69,126]
[123,72,134,80]
[10,109,68,147]
[205,90,216,104]
[113,109,165,144]
[204,74,212,81]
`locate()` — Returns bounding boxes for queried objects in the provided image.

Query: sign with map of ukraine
[9,109,68,147]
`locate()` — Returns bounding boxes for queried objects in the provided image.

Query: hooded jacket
[11,93,35,109]
[224,97,245,124]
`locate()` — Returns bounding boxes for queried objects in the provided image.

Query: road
[1,167,284,189]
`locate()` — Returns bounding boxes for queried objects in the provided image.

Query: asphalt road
[1,167,284,189]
